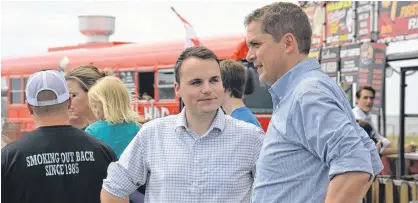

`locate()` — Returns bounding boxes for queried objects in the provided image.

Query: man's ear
[283,33,296,54]
[174,82,181,98]
[27,103,34,115]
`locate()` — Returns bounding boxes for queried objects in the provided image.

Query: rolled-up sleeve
[102,126,149,198]
[291,89,383,180]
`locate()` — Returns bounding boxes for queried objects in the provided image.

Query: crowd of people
[1,2,409,203]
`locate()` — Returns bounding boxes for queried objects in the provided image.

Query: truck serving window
[119,71,137,100]
[157,69,175,100]
[242,61,273,114]
[10,77,22,104]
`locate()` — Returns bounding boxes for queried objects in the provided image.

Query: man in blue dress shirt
[245,2,383,203]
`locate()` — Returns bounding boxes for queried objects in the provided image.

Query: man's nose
[246,50,256,63]
[201,82,212,94]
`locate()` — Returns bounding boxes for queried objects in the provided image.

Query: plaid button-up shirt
[103,108,264,203]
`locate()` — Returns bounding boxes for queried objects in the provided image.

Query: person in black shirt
[1,70,117,203]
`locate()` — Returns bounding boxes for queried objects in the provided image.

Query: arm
[325,172,372,203]
[101,126,150,202]
[292,89,383,203]
[251,129,265,179]
[375,135,416,155]
[101,189,129,203]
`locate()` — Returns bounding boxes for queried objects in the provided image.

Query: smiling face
[245,21,288,85]
[174,57,224,116]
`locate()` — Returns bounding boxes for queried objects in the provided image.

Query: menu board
[356,42,387,114]
[378,1,418,43]
[356,1,375,41]
[320,46,340,80]
[302,2,325,48]
[340,43,361,84]
[325,1,355,45]
[119,71,136,95]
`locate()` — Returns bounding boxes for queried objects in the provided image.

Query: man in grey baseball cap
[2,69,117,203]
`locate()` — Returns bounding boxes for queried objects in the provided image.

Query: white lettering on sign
[340,48,360,58]
[25,151,95,176]
[144,105,170,120]
[409,17,418,30]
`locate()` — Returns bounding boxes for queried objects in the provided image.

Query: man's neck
[185,109,217,136]
[34,115,71,128]
[272,54,308,84]
[222,97,245,115]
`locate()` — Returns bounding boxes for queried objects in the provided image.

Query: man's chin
[199,106,220,114]
[362,107,372,113]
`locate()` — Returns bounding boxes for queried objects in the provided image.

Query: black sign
[119,71,136,95]
[356,43,387,114]
[355,1,375,41]
[320,46,340,80]
[340,43,361,84]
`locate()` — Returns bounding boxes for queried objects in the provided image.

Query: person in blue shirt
[85,76,141,158]
[220,59,262,129]
[86,76,144,203]
[244,2,383,203]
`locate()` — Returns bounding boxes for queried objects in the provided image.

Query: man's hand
[325,172,372,203]
[100,188,129,203]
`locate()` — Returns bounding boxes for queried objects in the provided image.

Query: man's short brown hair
[31,90,68,115]
[220,60,247,99]
[174,46,220,84]
[244,2,312,54]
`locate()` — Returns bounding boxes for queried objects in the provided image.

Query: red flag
[171,7,202,48]
[232,39,248,60]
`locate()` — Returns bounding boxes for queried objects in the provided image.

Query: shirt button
[194,160,199,164]
[276,105,279,109]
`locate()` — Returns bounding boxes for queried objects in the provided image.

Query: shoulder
[352,107,366,119]
[85,120,107,132]
[294,73,337,98]
[226,117,264,140]
[137,115,178,136]
[1,131,36,153]
[86,120,108,129]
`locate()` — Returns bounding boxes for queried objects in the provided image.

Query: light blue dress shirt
[252,58,383,203]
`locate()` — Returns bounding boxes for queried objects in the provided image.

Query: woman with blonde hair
[86,76,140,158]
[65,65,113,130]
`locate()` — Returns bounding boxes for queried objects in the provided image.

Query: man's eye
[210,78,219,83]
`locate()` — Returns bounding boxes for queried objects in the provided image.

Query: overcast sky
[1,1,417,116]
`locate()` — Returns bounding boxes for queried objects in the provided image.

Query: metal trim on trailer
[398,66,418,179]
